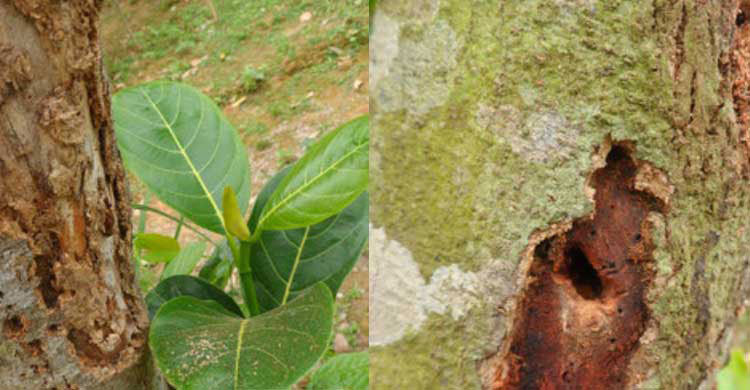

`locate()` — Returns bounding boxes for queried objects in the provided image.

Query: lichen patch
[372,19,461,115]
[475,104,579,164]
[370,226,482,346]
[369,10,400,92]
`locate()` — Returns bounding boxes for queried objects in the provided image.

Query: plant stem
[131,204,217,245]
[174,216,184,240]
[134,192,151,282]
[228,236,260,317]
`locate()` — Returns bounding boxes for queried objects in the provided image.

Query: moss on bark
[371,0,750,388]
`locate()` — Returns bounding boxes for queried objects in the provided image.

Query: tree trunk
[370,1,750,389]
[0,1,162,388]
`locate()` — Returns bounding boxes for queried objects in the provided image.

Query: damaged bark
[0,1,162,389]
[370,0,750,389]
[494,143,668,389]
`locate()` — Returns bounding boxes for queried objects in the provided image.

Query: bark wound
[0,0,149,385]
[494,144,667,389]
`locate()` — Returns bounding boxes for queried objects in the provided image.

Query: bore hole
[564,246,603,300]
[590,229,596,237]
[600,260,616,270]
[617,306,623,314]
[534,239,552,261]
[606,145,630,163]
[738,11,746,27]
[3,315,24,337]
[562,371,571,383]
[6,316,22,331]
[634,233,642,243]
[609,337,616,343]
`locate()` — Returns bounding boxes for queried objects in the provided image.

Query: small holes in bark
[494,141,668,390]
[738,11,746,27]
[534,238,552,261]
[564,246,603,300]
[3,315,25,338]
[26,339,43,356]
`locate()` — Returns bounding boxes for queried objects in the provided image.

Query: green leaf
[308,352,369,390]
[257,115,368,231]
[150,282,334,390]
[134,233,181,263]
[199,240,233,289]
[112,81,251,234]
[145,275,243,320]
[223,186,250,240]
[245,167,368,311]
[247,165,292,234]
[718,349,750,390]
[138,265,160,294]
[161,241,206,280]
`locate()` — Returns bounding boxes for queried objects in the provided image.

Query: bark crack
[673,2,689,81]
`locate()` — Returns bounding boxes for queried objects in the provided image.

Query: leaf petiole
[226,234,260,316]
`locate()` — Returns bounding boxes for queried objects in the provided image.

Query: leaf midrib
[258,139,367,229]
[141,87,226,231]
[282,226,310,305]
[233,320,247,390]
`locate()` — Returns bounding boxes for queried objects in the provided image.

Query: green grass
[103,0,367,98]
[103,0,368,145]
[102,1,368,182]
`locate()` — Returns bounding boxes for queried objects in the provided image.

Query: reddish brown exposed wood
[494,145,666,389]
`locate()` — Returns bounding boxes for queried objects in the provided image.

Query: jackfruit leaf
[198,240,233,289]
[150,282,334,390]
[113,81,250,234]
[308,352,369,390]
[145,274,242,320]
[161,241,206,280]
[718,349,750,390]
[134,233,180,263]
[256,115,368,231]
[244,167,368,312]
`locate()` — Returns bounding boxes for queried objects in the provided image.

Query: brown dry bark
[0,1,162,389]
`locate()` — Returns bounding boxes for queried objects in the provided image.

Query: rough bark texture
[0,1,163,389]
[370,1,750,389]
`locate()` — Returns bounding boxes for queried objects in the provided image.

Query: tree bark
[0,1,162,388]
[370,1,750,389]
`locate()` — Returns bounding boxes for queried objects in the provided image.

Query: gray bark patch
[370,226,481,346]
[372,19,461,115]
[476,104,579,163]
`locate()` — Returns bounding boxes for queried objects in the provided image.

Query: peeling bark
[0,1,163,389]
